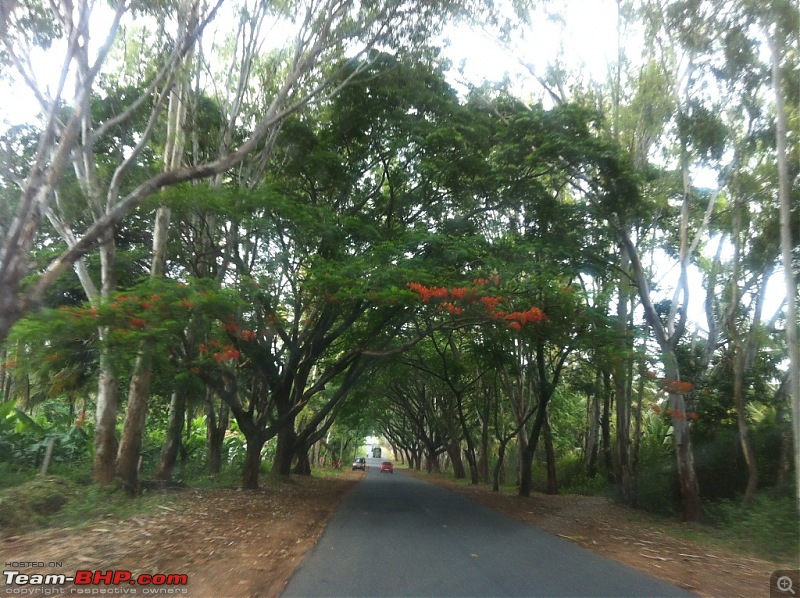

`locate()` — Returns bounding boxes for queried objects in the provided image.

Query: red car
[380,461,394,473]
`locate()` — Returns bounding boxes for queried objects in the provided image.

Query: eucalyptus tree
[615,0,800,518]
[766,0,800,511]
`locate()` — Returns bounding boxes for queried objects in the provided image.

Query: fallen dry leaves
[2,473,361,597]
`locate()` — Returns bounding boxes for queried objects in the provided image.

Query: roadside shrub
[557,455,608,496]
[634,438,680,515]
[693,428,747,501]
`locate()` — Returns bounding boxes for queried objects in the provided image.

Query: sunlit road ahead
[282,458,695,597]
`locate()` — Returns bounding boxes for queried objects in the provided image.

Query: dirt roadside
[2,469,795,598]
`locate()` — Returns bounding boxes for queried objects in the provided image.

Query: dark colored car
[352,457,366,471]
[380,461,394,473]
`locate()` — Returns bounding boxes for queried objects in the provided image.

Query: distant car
[380,461,394,473]
[352,457,366,471]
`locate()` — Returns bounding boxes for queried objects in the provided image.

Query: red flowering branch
[406,279,547,331]
[661,379,694,394]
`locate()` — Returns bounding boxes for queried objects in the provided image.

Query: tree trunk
[519,398,549,497]
[601,370,613,479]
[479,411,490,484]
[115,41,188,492]
[585,388,599,477]
[292,446,312,476]
[206,392,228,475]
[664,358,703,521]
[732,349,759,508]
[726,188,759,509]
[543,414,558,495]
[516,427,528,487]
[493,440,509,492]
[115,348,154,492]
[93,232,120,485]
[631,361,645,507]
[272,427,297,477]
[242,436,264,490]
[446,442,467,479]
[154,389,186,482]
[93,336,119,484]
[615,254,633,504]
[619,227,703,520]
[770,30,800,516]
[455,397,480,484]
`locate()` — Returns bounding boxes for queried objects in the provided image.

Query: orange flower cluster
[662,379,694,394]
[221,321,257,342]
[438,302,463,315]
[502,307,547,325]
[448,287,469,300]
[407,280,546,331]
[213,348,240,362]
[406,282,450,302]
[200,340,240,362]
[74,411,87,429]
[653,404,700,422]
[480,296,503,311]
[113,294,162,311]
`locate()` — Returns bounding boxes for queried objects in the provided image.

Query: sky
[2,0,625,126]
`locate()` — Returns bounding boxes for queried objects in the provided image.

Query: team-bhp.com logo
[4,570,188,593]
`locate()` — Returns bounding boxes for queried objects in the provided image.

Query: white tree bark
[769,30,800,513]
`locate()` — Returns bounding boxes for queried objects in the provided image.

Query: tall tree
[768,10,800,512]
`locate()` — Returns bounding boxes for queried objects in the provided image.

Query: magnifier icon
[778,576,796,595]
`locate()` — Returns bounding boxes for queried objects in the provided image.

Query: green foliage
[635,416,681,515]
[703,493,799,561]
[557,456,609,496]
[0,400,91,469]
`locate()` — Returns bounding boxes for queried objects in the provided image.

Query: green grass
[0,474,178,536]
[0,462,34,490]
[311,466,350,479]
[682,494,799,563]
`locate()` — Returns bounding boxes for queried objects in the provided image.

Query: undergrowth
[0,474,176,537]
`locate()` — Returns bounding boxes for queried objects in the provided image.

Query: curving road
[282,458,695,597]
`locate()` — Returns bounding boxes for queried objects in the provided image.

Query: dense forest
[0,0,797,544]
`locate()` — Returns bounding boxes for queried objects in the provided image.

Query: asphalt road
[282,458,695,597]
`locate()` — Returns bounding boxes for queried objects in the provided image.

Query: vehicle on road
[380,461,394,473]
[352,457,366,471]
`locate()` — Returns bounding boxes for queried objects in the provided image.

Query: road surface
[282,458,695,597]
